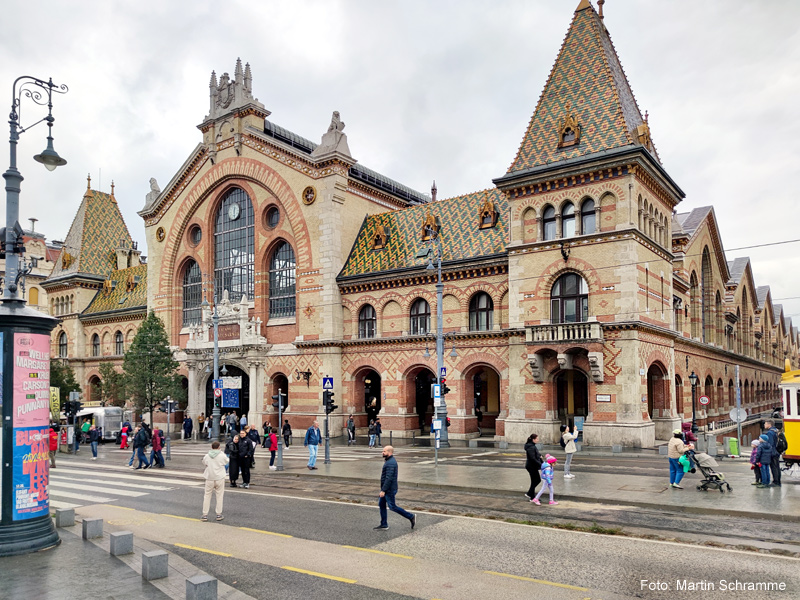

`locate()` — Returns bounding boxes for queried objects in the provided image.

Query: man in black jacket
[133,425,151,470]
[237,433,254,489]
[374,446,416,531]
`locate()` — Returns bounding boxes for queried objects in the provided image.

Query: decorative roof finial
[431,180,437,202]
[86,173,91,190]
[598,0,605,19]
[644,110,649,124]
[110,180,115,196]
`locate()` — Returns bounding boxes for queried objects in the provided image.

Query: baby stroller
[687,450,732,493]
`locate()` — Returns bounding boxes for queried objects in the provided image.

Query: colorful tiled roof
[82,264,147,316]
[48,184,134,281]
[338,188,507,278]
[508,1,657,174]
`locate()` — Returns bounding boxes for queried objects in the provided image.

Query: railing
[529,321,603,343]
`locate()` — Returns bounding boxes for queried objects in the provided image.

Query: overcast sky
[3,0,799,322]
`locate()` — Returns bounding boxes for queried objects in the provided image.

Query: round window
[265,206,280,229]
[189,225,202,246]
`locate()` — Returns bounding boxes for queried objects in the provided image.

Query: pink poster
[13,333,51,428]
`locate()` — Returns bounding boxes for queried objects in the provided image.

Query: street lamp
[202,297,221,440]
[0,76,67,557]
[688,371,699,435]
[424,224,449,448]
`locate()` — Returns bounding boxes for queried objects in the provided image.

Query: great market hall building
[50,1,799,446]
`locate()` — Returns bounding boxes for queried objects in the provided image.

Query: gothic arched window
[58,332,68,358]
[115,331,124,355]
[359,304,376,339]
[543,206,556,241]
[581,199,596,234]
[410,298,430,335]
[269,242,296,318]
[182,260,202,326]
[551,272,589,323]
[469,292,494,331]
[92,334,100,357]
[214,187,255,303]
[561,202,576,238]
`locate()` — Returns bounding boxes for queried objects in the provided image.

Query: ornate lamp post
[0,76,67,557]
[424,224,449,448]
[201,297,220,440]
[688,371,699,436]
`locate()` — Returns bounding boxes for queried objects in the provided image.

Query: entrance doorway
[646,363,668,418]
[205,364,250,418]
[555,370,588,427]
[412,368,436,432]
[362,370,381,423]
[470,367,501,433]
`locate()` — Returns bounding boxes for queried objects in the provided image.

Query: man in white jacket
[202,441,230,522]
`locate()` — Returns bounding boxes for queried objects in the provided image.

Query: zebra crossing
[108,444,388,461]
[47,466,203,510]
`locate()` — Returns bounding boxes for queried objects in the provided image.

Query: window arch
[581,199,596,235]
[542,206,556,241]
[269,242,296,318]
[92,334,100,357]
[58,332,68,358]
[214,187,255,303]
[689,272,700,339]
[469,292,494,331]
[551,272,589,323]
[701,247,713,344]
[29,287,39,306]
[561,202,575,238]
[410,298,430,335]
[715,291,722,346]
[182,260,202,326]
[358,304,376,338]
[115,331,124,355]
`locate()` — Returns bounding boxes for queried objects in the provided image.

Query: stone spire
[202,58,267,121]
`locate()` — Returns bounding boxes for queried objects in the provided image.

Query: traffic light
[159,399,168,412]
[441,378,451,397]
[72,398,83,416]
[323,390,337,415]
[272,390,287,411]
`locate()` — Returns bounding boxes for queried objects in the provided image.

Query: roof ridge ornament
[310,110,352,160]
[557,102,582,148]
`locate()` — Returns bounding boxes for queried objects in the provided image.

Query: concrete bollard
[658,445,669,455]
[54,508,75,528]
[109,531,134,556]
[186,574,218,600]
[612,444,622,453]
[499,441,509,449]
[82,518,104,540]
[142,550,169,580]
[468,439,478,448]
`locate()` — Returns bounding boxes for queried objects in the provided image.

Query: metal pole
[691,376,698,435]
[165,398,171,461]
[735,365,742,450]
[275,390,284,471]
[324,411,330,464]
[211,303,220,440]
[436,241,449,448]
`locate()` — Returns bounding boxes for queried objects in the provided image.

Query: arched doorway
[89,376,101,405]
[556,370,589,427]
[205,364,250,418]
[408,368,435,433]
[646,363,668,418]
[470,366,501,434]
[362,370,381,423]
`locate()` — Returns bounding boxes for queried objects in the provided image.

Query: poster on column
[12,332,51,520]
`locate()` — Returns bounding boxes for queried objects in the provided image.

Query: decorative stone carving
[529,354,545,383]
[144,177,160,210]
[557,102,581,148]
[422,211,439,241]
[588,352,604,383]
[372,224,388,250]
[102,278,114,297]
[311,111,352,159]
[61,252,74,269]
[205,59,264,121]
[478,192,498,229]
[557,353,573,371]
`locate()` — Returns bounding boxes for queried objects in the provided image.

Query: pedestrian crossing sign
[323,377,334,390]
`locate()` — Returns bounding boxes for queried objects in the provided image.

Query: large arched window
[542,206,556,241]
[58,332,68,358]
[269,242,296,318]
[701,247,713,344]
[115,331,124,355]
[551,272,589,323]
[469,292,494,331]
[581,199,596,235]
[690,272,700,339]
[359,304,376,339]
[182,260,202,326]
[29,287,39,306]
[410,298,430,335]
[214,187,255,302]
[561,202,575,238]
[92,334,100,357]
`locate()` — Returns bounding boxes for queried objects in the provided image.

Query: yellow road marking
[281,566,356,584]
[175,543,232,557]
[342,545,413,559]
[105,505,136,511]
[485,570,588,591]
[239,526,292,538]
[163,514,202,522]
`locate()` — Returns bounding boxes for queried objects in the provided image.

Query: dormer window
[478,194,498,229]
[557,102,581,149]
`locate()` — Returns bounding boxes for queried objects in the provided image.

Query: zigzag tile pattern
[83,264,148,315]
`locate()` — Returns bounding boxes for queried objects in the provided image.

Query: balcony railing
[529,321,603,343]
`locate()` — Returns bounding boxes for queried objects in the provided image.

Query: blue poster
[221,389,239,408]
[13,426,50,520]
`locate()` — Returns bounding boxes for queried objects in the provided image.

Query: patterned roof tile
[82,264,148,316]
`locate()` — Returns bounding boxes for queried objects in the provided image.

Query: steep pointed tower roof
[508,0,657,174]
[47,175,134,283]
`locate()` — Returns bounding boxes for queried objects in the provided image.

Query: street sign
[433,384,441,399]
[221,376,242,389]
[699,395,710,406]
[729,408,747,423]
[213,379,223,389]
[432,419,442,431]
[323,377,334,390]
[221,389,239,408]
[213,388,222,398]
[440,367,446,378]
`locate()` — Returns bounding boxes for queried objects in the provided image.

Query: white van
[75,406,124,442]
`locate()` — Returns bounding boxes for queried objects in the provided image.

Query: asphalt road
[55,460,800,600]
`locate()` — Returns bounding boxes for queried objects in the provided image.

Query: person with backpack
[755,433,775,488]
[150,427,165,468]
[262,421,271,448]
[226,433,241,487]
[368,420,377,449]
[560,424,578,478]
[764,419,783,486]
[133,425,151,470]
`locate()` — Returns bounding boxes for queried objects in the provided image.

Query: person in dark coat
[282,420,292,448]
[246,425,260,468]
[133,426,151,470]
[374,445,415,530]
[183,416,193,440]
[226,433,241,487]
[681,422,697,444]
[763,420,782,486]
[755,433,774,488]
[347,416,356,445]
[237,432,254,488]
[524,433,542,499]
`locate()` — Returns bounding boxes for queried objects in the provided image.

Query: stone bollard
[142,550,169,580]
[658,445,669,455]
[54,508,75,528]
[499,441,509,449]
[186,574,218,600]
[612,444,622,453]
[82,518,103,540]
[468,439,478,448]
[109,531,134,556]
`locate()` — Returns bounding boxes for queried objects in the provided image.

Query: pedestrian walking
[150,427,165,468]
[228,412,239,434]
[133,425,151,470]
[763,419,782,486]
[268,429,278,470]
[347,416,356,446]
[375,418,383,445]
[240,413,248,430]
[73,422,81,453]
[201,441,229,522]
[183,415,193,440]
[750,439,762,485]
[120,423,130,450]
[81,418,91,444]
[755,433,774,488]
[226,433,241,487]
[49,425,58,468]
[523,433,542,499]
[374,445,416,530]
[531,455,558,505]
[282,419,292,448]
[262,421,270,448]
[560,424,578,478]
[198,412,205,433]
[368,420,377,448]
[127,426,139,468]
[304,420,321,470]
[89,425,101,460]
[246,425,259,468]
[667,428,693,489]
[237,431,254,488]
